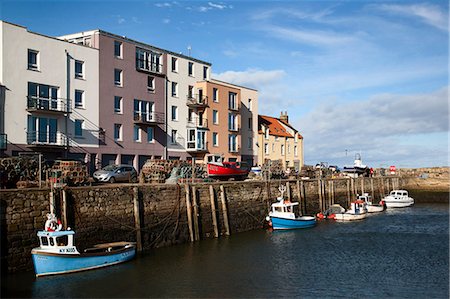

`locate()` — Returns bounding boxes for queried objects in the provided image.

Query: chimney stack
[280,111,289,124]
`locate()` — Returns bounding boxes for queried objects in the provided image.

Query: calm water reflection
[3,203,449,298]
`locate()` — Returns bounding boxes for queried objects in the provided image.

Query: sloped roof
[258,115,293,137]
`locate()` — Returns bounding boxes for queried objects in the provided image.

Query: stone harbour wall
[1,176,446,274]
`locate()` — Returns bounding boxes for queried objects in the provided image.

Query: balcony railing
[187,117,208,129]
[133,112,165,125]
[26,131,67,147]
[27,96,71,114]
[229,146,240,153]
[0,133,6,150]
[135,59,163,74]
[186,94,208,108]
[186,141,208,152]
[228,126,240,133]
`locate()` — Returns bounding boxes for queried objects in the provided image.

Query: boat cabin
[389,190,409,197]
[271,199,300,219]
[36,230,79,254]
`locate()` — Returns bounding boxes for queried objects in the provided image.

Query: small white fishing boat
[333,200,368,222]
[266,185,316,230]
[357,193,386,213]
[383,190,414,208]
[31,213,136,277]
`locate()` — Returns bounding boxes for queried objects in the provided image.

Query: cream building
[258,112,304,171]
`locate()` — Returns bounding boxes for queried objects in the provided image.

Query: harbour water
[3,203,449,298]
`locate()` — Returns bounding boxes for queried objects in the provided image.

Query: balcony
[186,94,208,108]
[135,59,163,75]
[26,131,67,147]
[0,134,6,150]
[186,141,208,152]
[187,117,208,129]
[229,146,240,153]
[133,112,165,125]
[27,97,71,114]
[228,126,240,133]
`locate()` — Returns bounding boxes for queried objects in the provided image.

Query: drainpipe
[65,50,70,158]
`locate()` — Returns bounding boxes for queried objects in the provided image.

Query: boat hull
[367,205,385,213]
[384,201,414,208]
[31,246,135,277]
[334,212,367,222]
[270,216,316,230]
[207,163,249,178]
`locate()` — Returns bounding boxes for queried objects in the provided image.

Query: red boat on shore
[206,154,250,180]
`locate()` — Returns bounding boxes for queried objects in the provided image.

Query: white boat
[342,153,369,177]
[333,200,368,222]
[383,190,414,208]
[266,185,316,230]
[357,193,386,213]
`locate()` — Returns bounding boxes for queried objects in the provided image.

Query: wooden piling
[346,179,351,206]
[192,186,200,241]
[361,179,364,195]
[209,186,219,238]
[220,185,230,236]
[62,189,68,230]
[318,179,323,212]
[133,186,142,252]
[49,191,55,215]
[300,180,306,214]
[286,181,291,201]
[184,184,194,242]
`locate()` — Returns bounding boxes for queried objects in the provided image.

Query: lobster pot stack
[140,159,206,183]
[48,160,89,186]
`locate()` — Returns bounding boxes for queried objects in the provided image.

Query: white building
[165,52,211,160]
[0,21,99,161]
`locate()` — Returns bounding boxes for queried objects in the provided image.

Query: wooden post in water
[361,179,364,195]
[370,178,374,200]
[286,181,291,201]
[381,177,385,197]
[62,189,68,230]
[184,184,194,242]
[346,179,350,206]
[296,180,302,211]
[209,186,219,238]
[300,180,306,214]
[133,186,142,252]
[386,179,390,193]
[331,180,335,204]
[220,185,230,236]
[192,186,200,241]
[317,179,322,212]
[49,191,55,215]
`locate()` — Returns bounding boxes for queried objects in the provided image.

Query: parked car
[93,164,138,183]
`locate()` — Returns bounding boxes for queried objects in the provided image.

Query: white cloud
[163,18,171,24]
[213,68,286,89]
[296,87,449,167]
[375,3,448,31]
[155,2,172,8]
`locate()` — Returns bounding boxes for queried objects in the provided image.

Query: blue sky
[2,0,448,168]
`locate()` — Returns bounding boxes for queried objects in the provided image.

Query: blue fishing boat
[266,186,316,230]
[31,214,136,277]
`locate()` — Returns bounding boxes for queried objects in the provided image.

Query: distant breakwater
[1,176,448,274]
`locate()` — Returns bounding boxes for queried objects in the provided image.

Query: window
[147,127,154,143]
[147,76,155,91]
[134,99,154,122]
[188,62,194,76]
[171,82,178,97]
[114,69,122,86]
[28,82,59,111]
[114,124,122,141]
[228,134,237,152]
[171,57,178,72]
[27,116,58,144]
[228,113,237,131]
[213,110,218,125]
[213,88,218,102]
[133,125,141,142]
[281,144,285,155]
[171,130,177,144]
[294,145,298,156]
[203,66,208,80]
[228,92,237,110]
[213,132,218,147]
[188,85,194,98]
[75,60,84,79]
[114,41,122,58]
[171,106,178,121]
[248,137,253,150]
[264,143,269,155]
[248,117,253,130]
[136,48,162,73]
[265,127,269,139]
[28,49,39,70]
[74,90,84,108]
[114,96,122,114]
[288,144,291,154]
[248,98,252,111]
[74,120,83,137]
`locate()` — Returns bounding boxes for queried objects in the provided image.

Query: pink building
[61,30,167,171]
